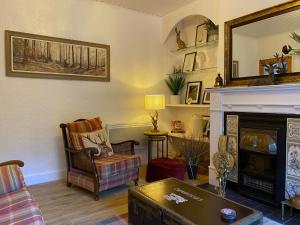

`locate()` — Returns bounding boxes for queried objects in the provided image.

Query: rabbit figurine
[175,27,186,49]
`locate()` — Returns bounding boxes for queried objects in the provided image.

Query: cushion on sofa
[94,154,141,178]
[67,117,103,150]
[0,187,44,225]
[0,164,25,195]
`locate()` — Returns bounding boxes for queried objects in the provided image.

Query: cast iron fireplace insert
[224,112,294,206]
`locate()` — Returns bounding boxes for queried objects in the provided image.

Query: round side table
[144,131,168,162]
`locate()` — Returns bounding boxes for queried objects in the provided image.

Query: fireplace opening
[225,112,287,205]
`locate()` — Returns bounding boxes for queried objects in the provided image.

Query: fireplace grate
[243,175,274,194]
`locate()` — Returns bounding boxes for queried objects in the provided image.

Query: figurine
[175,27,186,49]
[214,73,224,87]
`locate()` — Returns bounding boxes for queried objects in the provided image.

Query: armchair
[60,118,141,200]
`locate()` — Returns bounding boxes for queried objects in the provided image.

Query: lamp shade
[145,95,165,110]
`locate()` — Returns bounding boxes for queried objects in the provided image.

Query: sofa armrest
[111,140,139,155]
[0,160,24,167]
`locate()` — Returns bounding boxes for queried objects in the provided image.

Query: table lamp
[145,95,165,132]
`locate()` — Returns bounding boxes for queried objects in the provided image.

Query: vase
[217,174,228,197]
[170,95,180,104]
[208,30,219,42]
[187,164,198,180]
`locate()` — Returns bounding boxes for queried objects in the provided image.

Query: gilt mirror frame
[225,0,300,86]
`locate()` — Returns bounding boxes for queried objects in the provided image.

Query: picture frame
[202,89,210,104]
[259,56,292,76]
[202,115,210,138]
[185,81,202,104]
[5,30,110,81]
[232,60,239,78]
[195,24,208,46]
[182,52,196,73]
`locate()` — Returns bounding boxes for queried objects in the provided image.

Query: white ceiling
[233,9,300,38]
[96,0,198,17]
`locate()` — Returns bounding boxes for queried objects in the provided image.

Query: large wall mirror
[225,0,300,86]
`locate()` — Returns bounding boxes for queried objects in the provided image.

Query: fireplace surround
[208,84,300,204]
[225,112,290,205]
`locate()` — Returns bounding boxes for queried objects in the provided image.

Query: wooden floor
[28,166,208,225]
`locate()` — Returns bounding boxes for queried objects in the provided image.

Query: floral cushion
[0,165,25,195]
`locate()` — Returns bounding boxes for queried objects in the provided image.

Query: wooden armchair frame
[59,120,139,200]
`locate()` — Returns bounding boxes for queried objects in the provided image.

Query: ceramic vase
[170,95,180,104]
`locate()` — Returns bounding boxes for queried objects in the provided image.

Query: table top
[144,130,168,136]
[131,178,262,225]
[282,199,300,209]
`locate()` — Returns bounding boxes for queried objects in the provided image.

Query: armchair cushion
[94,154,141,179]
[80,129,114,157]
[67,117,103,149]
[0,165,25,195]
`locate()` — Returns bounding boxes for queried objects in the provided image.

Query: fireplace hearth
[225,112,289,205]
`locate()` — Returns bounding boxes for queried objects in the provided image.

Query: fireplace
[225,112,288,205]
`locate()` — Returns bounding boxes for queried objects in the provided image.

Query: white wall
[0,0,169,185]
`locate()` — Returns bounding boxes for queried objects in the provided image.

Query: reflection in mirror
[232,9,300,79]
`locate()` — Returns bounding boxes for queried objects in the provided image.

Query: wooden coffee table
[128,178,263,225]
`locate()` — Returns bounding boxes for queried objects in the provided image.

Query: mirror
[225,1,300,86]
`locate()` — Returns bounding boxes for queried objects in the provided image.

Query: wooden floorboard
[28,166,208,225]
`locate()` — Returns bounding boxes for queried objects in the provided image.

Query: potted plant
[204,19,219,42]
[165,75,185,104]
[170,135,209,179]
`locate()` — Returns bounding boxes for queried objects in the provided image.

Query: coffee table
[128,178,263,225]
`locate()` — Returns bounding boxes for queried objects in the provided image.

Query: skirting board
[25,169,66,186]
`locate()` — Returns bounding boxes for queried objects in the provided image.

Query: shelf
[166,66,217,76]
[170,40,218,53]
[166,104,209,108]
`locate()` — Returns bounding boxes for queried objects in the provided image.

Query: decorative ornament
[175,27,186,49]
[214,73,224,88]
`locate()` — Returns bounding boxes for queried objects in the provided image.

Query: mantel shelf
[170,40,218,54]
[166,104,209,108]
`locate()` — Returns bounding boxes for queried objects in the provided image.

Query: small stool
[144,131,168,162]
[146,158,185,183]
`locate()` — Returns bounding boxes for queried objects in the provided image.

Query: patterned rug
[94,214,282,225]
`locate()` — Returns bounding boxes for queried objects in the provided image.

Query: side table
[144,131,168,162]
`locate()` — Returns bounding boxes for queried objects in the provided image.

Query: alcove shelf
[166,66,217,76]
[170,40,218,54]
[166,104,209,108]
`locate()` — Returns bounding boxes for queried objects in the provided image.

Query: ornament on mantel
[214,73,224,88]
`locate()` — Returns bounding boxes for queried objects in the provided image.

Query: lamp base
[151,128,160,133]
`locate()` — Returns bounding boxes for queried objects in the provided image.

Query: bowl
[220,208,237,221]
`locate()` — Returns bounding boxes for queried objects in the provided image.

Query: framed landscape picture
[185,81,202,104]
[5,30,110,81]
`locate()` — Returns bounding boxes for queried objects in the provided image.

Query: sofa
[0,160,44,225]
[60,117,141,200]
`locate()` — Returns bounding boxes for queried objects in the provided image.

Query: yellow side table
[144,131,168,162]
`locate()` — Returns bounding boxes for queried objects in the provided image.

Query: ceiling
[96,0,198,17]
[233,9,300,38]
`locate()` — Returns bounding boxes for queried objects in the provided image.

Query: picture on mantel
[5,30,110,81]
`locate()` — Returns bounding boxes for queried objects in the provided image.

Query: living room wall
[0,0,169,184]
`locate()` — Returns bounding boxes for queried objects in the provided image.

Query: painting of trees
[6,31,110,81]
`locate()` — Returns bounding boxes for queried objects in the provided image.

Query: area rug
[94,214,282,225]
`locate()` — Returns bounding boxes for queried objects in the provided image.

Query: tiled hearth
[199,183,300,225]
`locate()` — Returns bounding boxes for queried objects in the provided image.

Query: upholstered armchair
[59,117,141,200]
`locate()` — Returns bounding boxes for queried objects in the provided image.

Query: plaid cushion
[95,154,141,179]
[0,165,25,195]
[67,117,103,150]
[68,168,139,192]
[0,188,44,225]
